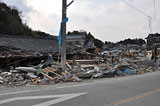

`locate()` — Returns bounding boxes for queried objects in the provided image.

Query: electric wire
[121,0,153,33]
[121,0,151,18]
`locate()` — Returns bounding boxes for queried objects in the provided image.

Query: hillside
[0,2,52,37]
[117,38,146,46]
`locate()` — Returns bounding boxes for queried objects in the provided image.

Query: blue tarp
[124,69,136,75]
[59,17,69,52]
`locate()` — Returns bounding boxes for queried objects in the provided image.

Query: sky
[1,0,160,42]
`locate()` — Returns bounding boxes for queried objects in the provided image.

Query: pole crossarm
[66,0,74,8]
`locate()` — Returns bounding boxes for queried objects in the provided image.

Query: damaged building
[66,34,86,46]
[0,34,58,52]
[146,33,160,59]
[0,34,59,69]
[0,34,96,68]
[0,34,156,87]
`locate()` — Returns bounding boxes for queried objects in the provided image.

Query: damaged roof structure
[0,34,97,69]
[0,34,58,52]
[0,34,59,69]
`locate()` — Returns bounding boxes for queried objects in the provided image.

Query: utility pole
[61,0,67,71]
[154,44,157,62]
[61,0,74,71]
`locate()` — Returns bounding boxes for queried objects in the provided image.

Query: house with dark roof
[146,33,160,59]
[66,34,86,46]
[146,33,160,50]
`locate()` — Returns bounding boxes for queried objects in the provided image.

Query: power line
[121,0,153,33]
[121,0,151,18]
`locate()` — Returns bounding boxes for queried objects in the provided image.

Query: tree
[117,38,146,46]
[0,2,54,37]
[94,39,103,49]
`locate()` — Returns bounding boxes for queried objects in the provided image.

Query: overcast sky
[1,0,160,42]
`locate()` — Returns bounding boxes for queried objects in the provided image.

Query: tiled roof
[66,34,85,40]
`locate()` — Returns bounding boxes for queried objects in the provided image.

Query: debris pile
[71,58,155,79]
[0,54,82,86]
[0,46,156,87]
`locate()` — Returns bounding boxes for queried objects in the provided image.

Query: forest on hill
[0,2,52,37]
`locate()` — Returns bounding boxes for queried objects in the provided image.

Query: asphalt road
[0,71,160,106]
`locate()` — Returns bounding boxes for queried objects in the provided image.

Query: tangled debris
[0,50,156,87]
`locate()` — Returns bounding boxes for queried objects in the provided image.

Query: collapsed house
[0,34,59,69]
[0,34,157,87]
[0,34,97,69]
[0,50,156,86]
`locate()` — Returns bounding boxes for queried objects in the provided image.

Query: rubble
[0,44,157,87]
